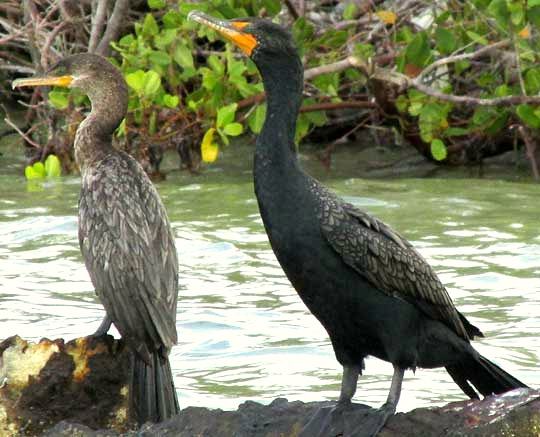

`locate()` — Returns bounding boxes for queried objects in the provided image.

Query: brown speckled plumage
[39,54,179,424]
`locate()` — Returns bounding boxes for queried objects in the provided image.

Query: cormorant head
[188,11,298,63]
[12,53,127,108]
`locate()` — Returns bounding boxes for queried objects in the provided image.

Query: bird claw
[345,403,396,437]
[299,402,372,437]
[91,314,112,337]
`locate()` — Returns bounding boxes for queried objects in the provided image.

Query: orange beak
[12,75,74,89]
[188,11,257,57]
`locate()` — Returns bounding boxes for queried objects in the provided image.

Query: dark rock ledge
[1,335,538,437]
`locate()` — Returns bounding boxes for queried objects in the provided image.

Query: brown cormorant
[188,12,528,436]
[13,53,180,425]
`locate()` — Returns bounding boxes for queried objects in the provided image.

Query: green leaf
[142,70,161,97]
[25,165,41,180]
[294,114,311,144]
[228,58,247,81]
[149,50,171,66]
[528,6,540,28]
[248,103,266,134]
[405,32,430,66]
[465,30,488,45]
[263,0,281,15]
[118,34,135,48]
[454,60,471,75]
[485,111,508,135]
[488,0,509,28]
[508,2,525,26]
[173,45,194,69]
[471,106,496,126]
[435,11,451,24]
[343,3,357,20]
[44,154,61,177]
[529,0,540,6]
[31,162,46,178]
[154,29,177,48]
[525,68,540,94]
[419,103,447,142]
[494,84,511,97]
[217,103,237,128]
[162,94,179,108]
[201,68,219,90]
[304,110,327,127]
[516,104,540,128]
[435,28,456,55]
[395,95,409,113]
[444,127,470,136]
[48,90,69,110]
[162,11,183,28]
[147,0,166,9]
[217,128,230,146]
[430,139,447,161]
[208,54,225,75]
[142,13,159,37]
[408,101,423,116]
[125,70,145,94]
[223,122,243,136]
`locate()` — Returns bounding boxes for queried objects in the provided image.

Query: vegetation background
[2,0,540,179]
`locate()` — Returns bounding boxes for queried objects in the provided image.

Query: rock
[1,335,539,436]
[0,335,130,436]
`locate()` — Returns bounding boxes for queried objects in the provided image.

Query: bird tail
[130,351,180,425]
[446,353,528,399]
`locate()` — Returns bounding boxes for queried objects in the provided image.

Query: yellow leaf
[201,128,219,163]
[518,25,530,39]
[376,10,397,25]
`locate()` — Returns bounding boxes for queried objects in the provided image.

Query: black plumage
[189,12,527,435]
[13,54,180,425]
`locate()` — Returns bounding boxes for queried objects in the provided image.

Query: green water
[0,139,538,412]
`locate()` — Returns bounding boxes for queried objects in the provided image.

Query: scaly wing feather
[79,152,178,360]
[316,182,479,340]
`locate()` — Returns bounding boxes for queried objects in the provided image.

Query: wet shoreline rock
[1,335,538,436]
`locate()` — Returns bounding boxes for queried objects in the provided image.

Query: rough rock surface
[0,335,130,435]
[1,335,538,436]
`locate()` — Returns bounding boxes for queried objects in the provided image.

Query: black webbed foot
[299,401,372,437]
[344,402,396,437]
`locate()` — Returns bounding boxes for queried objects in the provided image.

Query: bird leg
[299,364,368,437]
[338,364,360,404]
[384,365,404,409]
[300,364,405,437]
[92,314,112,336]
[346,365,405,437]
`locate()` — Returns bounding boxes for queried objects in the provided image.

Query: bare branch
[41,21,68,69]
[0,63,35,74]
[88,0,108,53]
[283,0,299,20]
[95,0,129,56]
[347,50,540,106]
[416,39,511,82]
[515,125,539,181]
[3,116,42,148]
[300,101,376,112]
[304,58,358,80]
[410,81,540,106]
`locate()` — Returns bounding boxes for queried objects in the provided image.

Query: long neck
[256,53,303,171]
[74,81,128,171]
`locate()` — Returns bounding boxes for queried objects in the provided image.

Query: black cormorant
[13,53,180,425]
[188,12,528,436]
